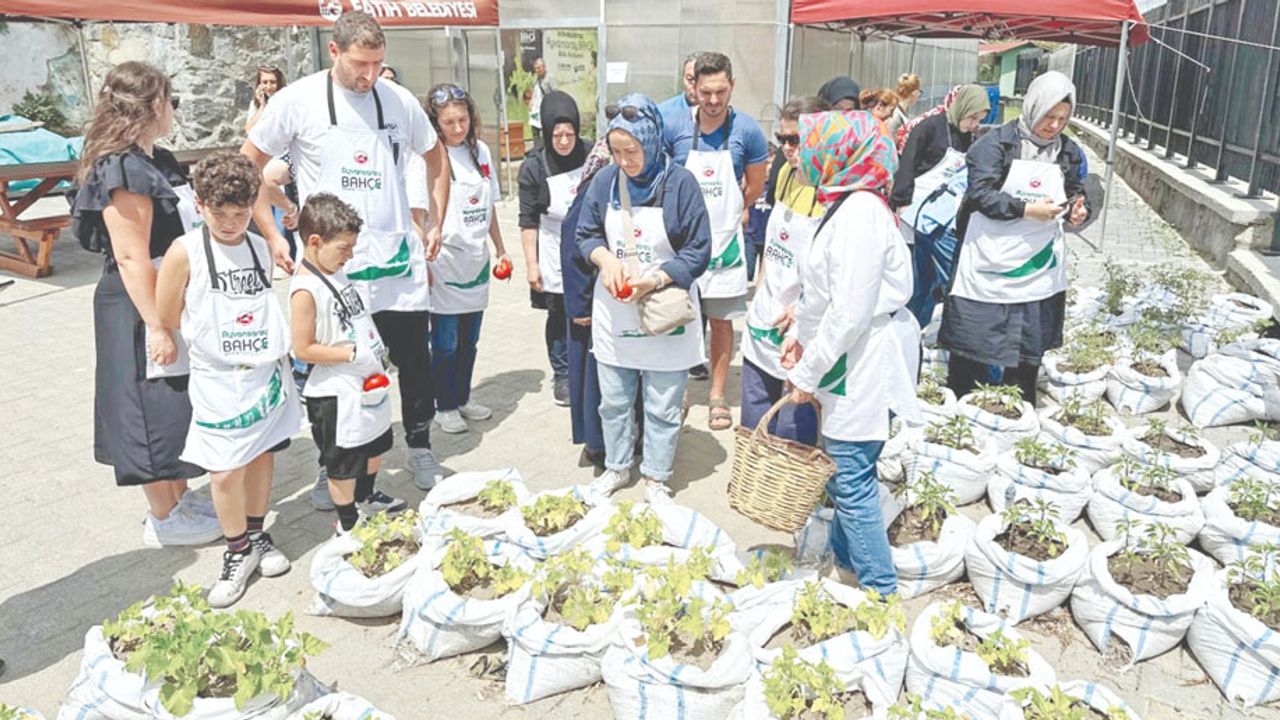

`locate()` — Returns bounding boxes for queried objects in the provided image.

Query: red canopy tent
[0,0,498,27]
[790,0,1150,247]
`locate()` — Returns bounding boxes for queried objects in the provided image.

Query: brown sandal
[708,398,733,431]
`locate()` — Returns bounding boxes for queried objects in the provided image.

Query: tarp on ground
[791,0,1148,47]
[0,0,497,27]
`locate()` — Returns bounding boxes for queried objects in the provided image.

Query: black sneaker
[689,363,709,380]
[356,490,408,516]
[553,377,570,406]
[580,447,606,470]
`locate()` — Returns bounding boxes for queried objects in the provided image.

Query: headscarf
[605,93,669,207]
[540,90,587,176]
[896,85,959,151]
[797,110,898,205]
[817,76,861,109]
[575,137,613,194]
[1018,71,1076,162]
[945,85,992,129]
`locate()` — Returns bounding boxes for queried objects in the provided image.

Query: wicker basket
[728,397,835,532]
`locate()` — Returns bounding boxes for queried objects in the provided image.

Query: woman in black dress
[72,61,221,548]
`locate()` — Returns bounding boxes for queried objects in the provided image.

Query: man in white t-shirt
[242,10,450,499]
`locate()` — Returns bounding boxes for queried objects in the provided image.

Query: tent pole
[1099,20,1130,253]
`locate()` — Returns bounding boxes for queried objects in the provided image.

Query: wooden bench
[0,199,71,278]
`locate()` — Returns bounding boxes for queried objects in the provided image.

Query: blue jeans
[430,311,482,412]
[907,227,958,328]
[740,358,818,446]
[825,437,897,596]
[597,362,688,482]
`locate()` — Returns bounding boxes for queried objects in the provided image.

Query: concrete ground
[2,143,1278,719]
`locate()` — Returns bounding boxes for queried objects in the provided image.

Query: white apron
[591,201,704,372]
[296,261,392,448]
[314,74,428,314]
[537,162,583,294]
[743,171,822,379]
[145,183,202,379]
[900,146,967,236]
[951,158,1067,304]
[179,228,301,472]
[430,150,494,315]
[688,109,748,301]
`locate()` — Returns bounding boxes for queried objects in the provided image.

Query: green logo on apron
[980,240,1057,279]
[817,353,849,397]
[620,324,687,339]
[708,234,743,270]
[347,237,412,281]
[747,324,785,347]
[444,259,491,289]
[195,366,284,431]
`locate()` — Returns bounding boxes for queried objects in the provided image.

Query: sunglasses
[605,104,654,123]
[431,85,468,104]
[775,133,800,147]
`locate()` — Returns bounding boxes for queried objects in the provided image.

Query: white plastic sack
[1106,350,1182,415]
[417,468,529,539]
[919,387,958,426]
[733,578,910,695]
[1042,354,1109,402]
[1037,410,1127,475]
[1197,486,1280,567]
[1069,541,1216,665]
[987,454,1093,523]
[287,693,396,720]
[881,491,976,600]
[903,438,998,506]
[1121,423,1221,494]
[584,502,745,584]
[8,710,44,720]
[1067,286,1106,324]
[1215,440,1280,486]
[144,670,326,720]
[309,533,425,618]
[1187,569,1280,707]
[506,487,612,560]
[1182,340,1280,429]
[1054,681,1142,720]
[956,396,1040,453]
[878,418,921,484]
[397,539,537,663]
[904,602,1055,718]
[503,589,624,704]
[794,508,835,567]
[732,665,895,720]
[601,617,753,720]
[1086,468,1204,544]
[57,626,149,720]
[965,513,1089,624]
[1181,294,1274,359]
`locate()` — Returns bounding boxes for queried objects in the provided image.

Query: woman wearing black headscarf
[518,90,590,406]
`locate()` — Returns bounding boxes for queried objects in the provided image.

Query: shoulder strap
[812,192,849,239]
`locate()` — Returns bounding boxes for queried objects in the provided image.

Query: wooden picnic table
[0,146,233,278]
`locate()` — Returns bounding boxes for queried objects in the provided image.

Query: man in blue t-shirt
[657,52,703,130]
[666,52,768,431]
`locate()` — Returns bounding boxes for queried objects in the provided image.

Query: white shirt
[789,192,922,441]
[446,141,501,200]
[405,152,430,211]
[248,71,437,205]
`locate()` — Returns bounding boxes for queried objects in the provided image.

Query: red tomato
[615,281,633,300]
[493,257,513,280]
[363,373,390,392]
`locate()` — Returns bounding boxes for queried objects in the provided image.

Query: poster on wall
[502,28,598,147]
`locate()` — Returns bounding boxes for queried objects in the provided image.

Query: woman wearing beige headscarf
[890,85,991,326]
[940,71,1091,404]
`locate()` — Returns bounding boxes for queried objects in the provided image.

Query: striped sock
[225,532,251,553]
[246,515,265,537]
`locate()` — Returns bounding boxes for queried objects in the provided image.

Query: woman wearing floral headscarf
[576,93,711,504]
[781,110,922,596]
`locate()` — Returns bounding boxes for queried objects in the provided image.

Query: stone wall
[1,22,315,149]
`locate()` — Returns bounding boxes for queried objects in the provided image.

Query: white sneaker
[250,532,291,577]
[407,447,443,491]
[438,410,468,434]
[310,467,334,511]
[588,468,628,500]
[178,490,217,518]
[207,546,261,608]
[644,480,674,505]
[142,505,224,548]
[458,402,492,421]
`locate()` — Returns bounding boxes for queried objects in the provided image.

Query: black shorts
[305,396,393,479]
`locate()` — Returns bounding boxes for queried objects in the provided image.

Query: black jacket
[890,113,974,210]
[956,121,1091,241]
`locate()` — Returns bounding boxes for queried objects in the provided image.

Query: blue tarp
[0,115,83,193]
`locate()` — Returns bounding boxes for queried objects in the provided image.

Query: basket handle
[750,395,825,457]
